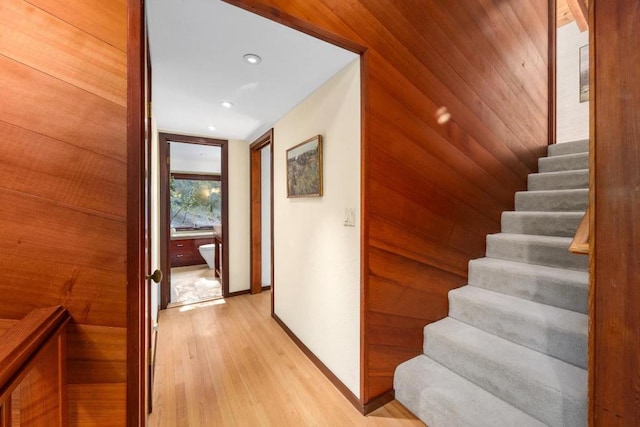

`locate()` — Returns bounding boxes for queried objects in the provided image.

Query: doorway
[250,130,274,296]
[159,133,229,309]
[554,0,589,144]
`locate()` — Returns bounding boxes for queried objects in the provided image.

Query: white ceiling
[147,0,358,143]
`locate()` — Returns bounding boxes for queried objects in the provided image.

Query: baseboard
[272,313,370,414]
[362,390,395,414]
[226,289,250,298]
[261,285,271,291]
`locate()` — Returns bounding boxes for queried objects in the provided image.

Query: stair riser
[539,153,589,172]
[468,259,589,314]
[395,356,546,427]
[424,323,587,427]
[528,170,589,191]
[486,236,588,271]
[515,189,588,212]
[501,212,583,237]
[547,140,589,156]
[449,289,588,368]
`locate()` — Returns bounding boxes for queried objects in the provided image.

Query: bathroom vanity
[170,233,216,268]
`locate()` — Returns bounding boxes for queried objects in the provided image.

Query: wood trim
[2,397,10,426]
[227,289,251,298]
[159,134,170,309]
[221,0,367,55]
[362,390,395,415]
[0,306,70,390]
[587,1,595,424]
[359,50,370,405]
[250,142,262,294]
[221,140,230,297]
[566,0,588,32]
[249,129,274,295]
[159,132,229,305]
[170,173,221,181]
[549,0,557,145]
[271,313,365,413]
[126,0,145,424]
[569,206,589,254]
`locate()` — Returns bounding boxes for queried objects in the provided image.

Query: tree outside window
[170,176,221,229]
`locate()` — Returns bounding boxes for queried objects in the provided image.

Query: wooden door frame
[548,0,557,145]
[126,0,146,424]
[249,129,274,296]
[158,133,229,309]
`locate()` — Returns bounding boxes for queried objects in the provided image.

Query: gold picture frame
[286,135,323,198]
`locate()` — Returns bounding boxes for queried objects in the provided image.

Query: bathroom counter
[171,231,220,240]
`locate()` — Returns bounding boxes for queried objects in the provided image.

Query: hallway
[148,291,424,426]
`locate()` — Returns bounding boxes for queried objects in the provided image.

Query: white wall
[228,140,251,293]
[273,59,361,396]
[261,147,271,287]
[557,21,589,143]
[151,118,160,327]
[170,144,220,174]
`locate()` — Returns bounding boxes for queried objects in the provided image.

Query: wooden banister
[0,306,70,427]
[569,206,590,255]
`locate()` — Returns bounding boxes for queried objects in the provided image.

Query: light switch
[344,208,355,227]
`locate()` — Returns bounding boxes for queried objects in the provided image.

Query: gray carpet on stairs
[394,139,590,427]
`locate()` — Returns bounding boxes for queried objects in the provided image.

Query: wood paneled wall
[590,1,640,424]
[227,0,550,404]
[0,0,127,424]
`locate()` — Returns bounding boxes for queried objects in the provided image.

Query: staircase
[394,139,589,427]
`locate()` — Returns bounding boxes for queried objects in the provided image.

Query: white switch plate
[344,208,355,227]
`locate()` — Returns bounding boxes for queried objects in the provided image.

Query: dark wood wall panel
[227,0,549,404]
[0,0,127,424]
[591,1,640,425]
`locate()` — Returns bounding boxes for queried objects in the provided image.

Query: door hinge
[147,101,152,119]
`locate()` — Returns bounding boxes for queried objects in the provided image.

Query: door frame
[126,0,146,424]
[249,129,274,296]
[158,133,230,308]
[548,0,557,145]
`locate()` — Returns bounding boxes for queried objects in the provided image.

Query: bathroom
[168,140,223,307]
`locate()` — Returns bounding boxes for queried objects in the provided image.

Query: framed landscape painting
[287,135,323,197]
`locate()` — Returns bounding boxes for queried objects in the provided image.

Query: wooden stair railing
[569,206,590,255]
[0,306,70,427]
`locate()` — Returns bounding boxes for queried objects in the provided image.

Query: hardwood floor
[148,291,425,426]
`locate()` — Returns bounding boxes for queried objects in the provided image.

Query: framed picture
[286,135,323,198]
[579,44,589,103]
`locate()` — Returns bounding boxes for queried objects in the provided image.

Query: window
[170,174,221,230]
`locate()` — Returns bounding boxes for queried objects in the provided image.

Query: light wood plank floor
[148,291,425,426]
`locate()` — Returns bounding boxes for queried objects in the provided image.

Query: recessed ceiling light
[243,53,262,65]
[221,101,233,108]
[208,125,216,131]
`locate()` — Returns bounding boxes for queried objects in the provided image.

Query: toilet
[198,244,216,269]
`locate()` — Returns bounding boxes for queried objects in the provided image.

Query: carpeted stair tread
[486,233,588,271]
[449,286,587,368]
[423,318,587,427]
[468,257,588,314]
[547,139,589,157]
[394,355,546,427]
[528,169,589,191]
[539,152,589,172]
[515,189,588,212]
[501,211,583,237]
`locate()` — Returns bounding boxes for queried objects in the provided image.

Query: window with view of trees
[170,174,221,230]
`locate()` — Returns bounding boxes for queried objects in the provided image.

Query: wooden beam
[566,0,588,31]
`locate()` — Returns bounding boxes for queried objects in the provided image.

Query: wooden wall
[0,0,128,424]
[227,0,550,404]
[590,1,640,424]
